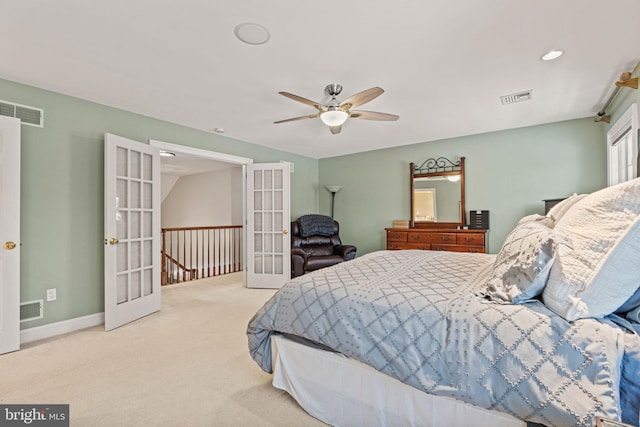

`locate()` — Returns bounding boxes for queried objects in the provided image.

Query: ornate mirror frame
[410,156,466,229]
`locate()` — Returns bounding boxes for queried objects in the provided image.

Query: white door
[246,163,291,288]
[104,133,160,331]
[0,116,20,354]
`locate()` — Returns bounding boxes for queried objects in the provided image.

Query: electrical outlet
[46,288,57,302]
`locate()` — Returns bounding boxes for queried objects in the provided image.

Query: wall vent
[0,100,44,127]
[20,300,43,323]
[500,90,533,105]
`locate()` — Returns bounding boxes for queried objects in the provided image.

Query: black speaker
[469,210,489,230]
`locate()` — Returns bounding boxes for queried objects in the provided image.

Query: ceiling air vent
[20,300,43,323]
[500,90,533,106]
[0,100,44,127]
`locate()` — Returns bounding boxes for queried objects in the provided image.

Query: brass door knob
[4,241,16,250]
[282,230,288,235]
[109,238,119,245]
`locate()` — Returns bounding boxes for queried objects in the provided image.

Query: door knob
[282,230,288,235]
[4,241,16,250]
[109,238,119,245]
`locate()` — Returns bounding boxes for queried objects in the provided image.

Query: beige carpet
[0,273,327,427]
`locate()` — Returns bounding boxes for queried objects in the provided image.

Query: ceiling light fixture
[159,151,176,157]
[541,50,564,61]
[234,23,271,45]
[213,128,225,133]
[320,108,349,127]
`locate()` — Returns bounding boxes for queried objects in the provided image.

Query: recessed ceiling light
[234,23,271,45]
[159,151,176,157]
[541,50,564,61]
[213,128,225,134]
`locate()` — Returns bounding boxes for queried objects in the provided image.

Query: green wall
[319,118,606,255]
[0,78,319,329]
[6,71,628,329]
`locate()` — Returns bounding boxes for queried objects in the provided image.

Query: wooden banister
[161,225,243,285]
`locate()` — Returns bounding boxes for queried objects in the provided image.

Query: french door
[246,163,291,288]
[0,116,20,354]
[104,134,160,331]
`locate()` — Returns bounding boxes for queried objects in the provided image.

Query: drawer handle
[441,236,451,241]
[468,249,478,253]
[465,237,474,242]
[412,235,421,240]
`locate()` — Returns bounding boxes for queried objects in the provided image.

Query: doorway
[149,140,252,287]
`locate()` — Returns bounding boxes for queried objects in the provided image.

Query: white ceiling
[1,1,639,159]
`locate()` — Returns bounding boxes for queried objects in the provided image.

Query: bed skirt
[271,334,525,427]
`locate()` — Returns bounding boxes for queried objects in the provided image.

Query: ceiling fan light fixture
[320,109,349,127]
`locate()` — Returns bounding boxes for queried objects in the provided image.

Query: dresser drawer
[387,230,408,242]
[387,242,430,250]
[431,244,485,253]
[456,233,485,246]
[408,232,456,244]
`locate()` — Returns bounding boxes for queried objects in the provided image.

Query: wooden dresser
[385,228,487,253]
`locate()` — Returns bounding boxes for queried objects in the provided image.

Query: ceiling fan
[274,84,399,135]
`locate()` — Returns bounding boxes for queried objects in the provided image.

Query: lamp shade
[320,110,348,127]
[325,185,342,193]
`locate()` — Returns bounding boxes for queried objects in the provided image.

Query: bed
[247,178,640,427]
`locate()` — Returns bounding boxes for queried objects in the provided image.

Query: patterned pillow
[542,177,640,321]
[485,215,556,303]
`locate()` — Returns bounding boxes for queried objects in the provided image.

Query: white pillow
[546,193,588,223]
[542,178,640,321]
[485,215,556,303]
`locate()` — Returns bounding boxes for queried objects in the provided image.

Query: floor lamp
[325,185,342,218]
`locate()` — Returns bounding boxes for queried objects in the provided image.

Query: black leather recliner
[291,218,357,278]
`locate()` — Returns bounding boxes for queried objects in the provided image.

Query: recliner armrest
[334,245,357,260]
[291,247,307,259]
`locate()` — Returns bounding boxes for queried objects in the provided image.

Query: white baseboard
[20,312,105,344]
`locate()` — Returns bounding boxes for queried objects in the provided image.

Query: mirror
[410,157,465,228]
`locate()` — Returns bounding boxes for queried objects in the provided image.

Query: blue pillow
[616,285,640,323]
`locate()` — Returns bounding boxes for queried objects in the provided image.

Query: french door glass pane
[117,211,128,239]
[117,148,128,177]
[117,243,128,272]
[144,268,152,296]
[254,191,262,210]
[254,170,262,189]
[274,255,283,274]
[131,181,141,209]
[117,274,128,304]
[254,255,263,274]
[143,153,152,180]
[131,151,141,179]
[131,211,141,239]
[274,169,283,189]
[117,179,128,208]
[131,241,141,269]
[143,183,152,209]
[264,171,272,189]
[131,270,141,299]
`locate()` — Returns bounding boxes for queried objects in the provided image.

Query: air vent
[0,100,44,127]
[20,300,43,323]
[500,90,533,105]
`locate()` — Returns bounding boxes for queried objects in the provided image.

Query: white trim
[607,103,638,186]
[149,140,253,165]
[20,312,105,344]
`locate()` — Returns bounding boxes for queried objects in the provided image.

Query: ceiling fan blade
[349,110,399,121]
[278,92,325,111]
[274,114,319,124]
[339,87,384,110]
[329,125,342,135]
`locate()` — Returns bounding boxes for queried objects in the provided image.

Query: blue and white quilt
[247,250,640,427]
